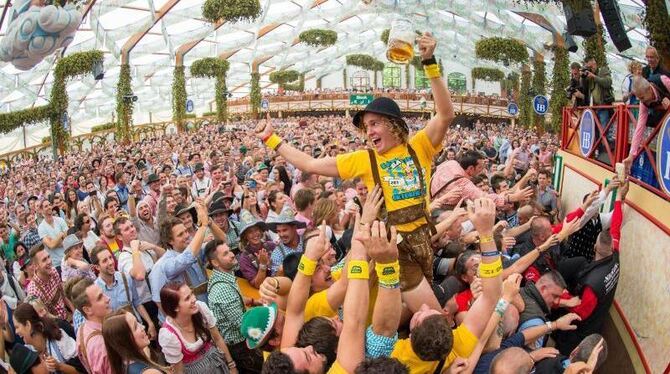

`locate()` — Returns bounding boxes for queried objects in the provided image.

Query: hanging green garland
[250,72,261,118]
[50,50,105,153]
[549,46,569,132]
[519,65,532,128]
[471,67,505,89]
[501,72,520,98]
[299,29,337,47]
[475,37,529,66]
[191,57,230,122]
[531,57,546,129]
[202,0,261,23]
[381,29,390,44]
[284,73,305,92]
[0,106,50,134]
[172,66,187,130]
[642,0,670,69]
[346,54,385,71]
[115,64,133,143]
[582,24,608,68]
[269,70,300,87]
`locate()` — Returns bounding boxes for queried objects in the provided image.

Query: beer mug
[386,17,415,64]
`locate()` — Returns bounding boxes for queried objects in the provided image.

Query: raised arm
[280,223,331,348]
[462,198,502,338]
[334,218,371,373]
[611,179,628,252]
[502,235,558,279]
[369,222,401,340]
[418,33,455,147]
[254,117,339,178]
[128,240,147,281]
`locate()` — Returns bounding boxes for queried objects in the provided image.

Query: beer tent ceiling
[0,0,650,151]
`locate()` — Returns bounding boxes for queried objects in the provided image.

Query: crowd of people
[0,33,628,374]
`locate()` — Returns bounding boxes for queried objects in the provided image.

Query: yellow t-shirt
[390,324,478,374]
[108,240,119,255]
[336,129,441,232]
[327,360,348,374]
[304,290,337,322]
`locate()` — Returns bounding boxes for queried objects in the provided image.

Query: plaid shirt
[21,227,42,251]
[207,269,245,345]
[27,267,68,320]
[270,238,303,273]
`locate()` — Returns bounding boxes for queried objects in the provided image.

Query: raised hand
[258,248,270,266]
[255,112,273,141]
[416,32,436,60]
[361,185,384,224]
[502,273,522,301]
[559,216,582,240]
[617,178,630,201]
[367,220,398,264]
[304,222,330,262]
[529,347,559,363]
[538,234,559,253]
[466,198,496,236]
[509,186,534,202]
[580,190,599,211]
[554,313,581,331]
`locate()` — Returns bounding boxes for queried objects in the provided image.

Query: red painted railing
[561,104,669,200]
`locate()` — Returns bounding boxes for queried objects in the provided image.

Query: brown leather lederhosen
[367,145,436,290]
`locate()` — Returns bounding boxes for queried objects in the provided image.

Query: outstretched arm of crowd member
[333,218,371,373]
[128,193,137,218]
[502,235,559,279]
[462,198,502,338]
[462,274,523,374]
[163,202,208,279]
[280,223,332,349]
[611,179,627,252]
[259,276,293,309]
[419,33,456,147]
[369,221,401,339]
[128,240,147,281]
[510,168,537,193]
[255,115,339,178]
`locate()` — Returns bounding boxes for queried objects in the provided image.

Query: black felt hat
[352,97,408,133]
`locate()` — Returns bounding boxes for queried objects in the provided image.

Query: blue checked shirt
[95,272,141,321]
[365,326,398,358]
[270,238,303,273]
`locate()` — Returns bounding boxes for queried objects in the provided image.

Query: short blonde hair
[628,61,642,76]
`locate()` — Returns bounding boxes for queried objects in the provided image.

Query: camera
[580,67,590,78]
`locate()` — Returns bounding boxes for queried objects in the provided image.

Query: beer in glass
[386,18,415,64]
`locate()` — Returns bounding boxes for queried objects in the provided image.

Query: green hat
[240,303,278,349]
[240,145,248,155]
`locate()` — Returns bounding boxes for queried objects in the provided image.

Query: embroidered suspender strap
[406,145,437,236]
[366,149,388,222]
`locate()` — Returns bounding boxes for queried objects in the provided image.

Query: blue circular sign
[533,95,549,115]
[186,99,194,113]
[656,113,670,196]
[261,99,269,110]
[579,109,596,157]
[507,102,519,115]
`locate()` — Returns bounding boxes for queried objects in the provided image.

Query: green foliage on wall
[90,122,115,133]
[115,64,133,142]
[191,57,230,122]
[172,66,187,129]
[250,72,261,118]
[642,0,670,69]
[549,46,569,132]
[519,65,532,127]
[0,106,51,134]
[583,24,608,68]
[532,57,546,129]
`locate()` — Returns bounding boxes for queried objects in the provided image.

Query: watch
[545,321,554,331]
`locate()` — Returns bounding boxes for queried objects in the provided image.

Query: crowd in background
[0,111,624,374]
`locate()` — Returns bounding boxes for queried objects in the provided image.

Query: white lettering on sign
[582,133,591,150]
[664,151,670,180]
[537,104,546,112]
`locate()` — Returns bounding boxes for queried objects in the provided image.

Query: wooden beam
[513,11,557,34]
[0,0,12,34]
[60,0,98,56]
[175,19,226,66]
[121,0,180,64]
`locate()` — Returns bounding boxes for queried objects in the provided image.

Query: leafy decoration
[299,29,337,47]
[269,70,300,86]
[50,50,104,153]
[115,64,133,143]
[90,122,115,133]
[346,54,385,71]
[531,57,546,129]
[471,67,505,89]
[381,29,390,44]
[284,73,305,92]
[582,24,608,68]
[343,69,347,89]
[202,0,261,23]
[501,72,520,99]
[549,46,569,132]
[519,65,532,128]
[0,106,50,134]
[191,57,230,122]
[642,0,670,70]
[475,37,529,66]
[250,72,261,118]
[172,66,187,130]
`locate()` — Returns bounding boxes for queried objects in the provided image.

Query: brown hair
[90,245,110,266]
[159,282,212,344]
[294,189,315,212]
[13,303,62,341]
[159,217,183,248]
[102,311,164,374]
[296,317,338,368]
[112,216,130,236]
[410,314,454,361]
[311,198,337,227]
[28,243,45,260]
[64,276,95,315]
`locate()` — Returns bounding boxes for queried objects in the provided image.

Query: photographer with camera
[566,62,588,107]
[583,57,615,164]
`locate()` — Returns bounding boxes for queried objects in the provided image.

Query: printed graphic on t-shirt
[379,156,425,201]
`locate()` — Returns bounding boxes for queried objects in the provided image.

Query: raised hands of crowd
[466,198,496,236]
[360,185,384,225]
[558,215,582,241]
[430,187,463,211]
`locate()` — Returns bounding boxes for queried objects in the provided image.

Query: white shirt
[117,246,157,304]
[38,217,68,267]
[158,301,216,364]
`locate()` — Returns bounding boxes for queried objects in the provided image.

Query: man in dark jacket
[518,271,567,349]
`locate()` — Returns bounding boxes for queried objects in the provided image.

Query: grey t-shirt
[38,217,68,267]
